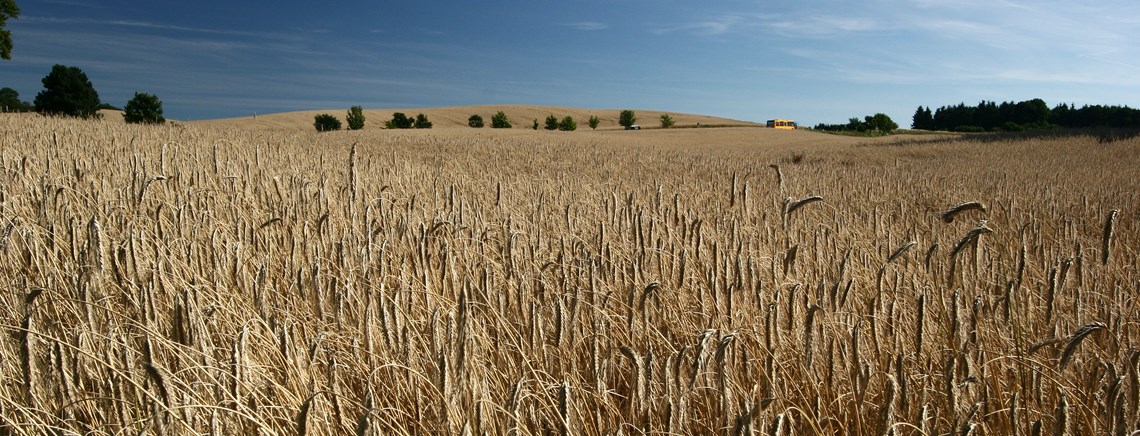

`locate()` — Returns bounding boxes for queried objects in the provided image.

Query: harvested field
[1,112,1137,434]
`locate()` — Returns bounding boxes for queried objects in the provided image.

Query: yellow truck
[766,119,797,129]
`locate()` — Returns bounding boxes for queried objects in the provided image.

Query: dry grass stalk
[1101,209,1118,265]
[1058,322,1106,370]
[942,201,987,223]
[784,195,823,223]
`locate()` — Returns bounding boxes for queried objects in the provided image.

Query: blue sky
[4,0,1139,125]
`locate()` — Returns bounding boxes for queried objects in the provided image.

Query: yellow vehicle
[766,119,797,129]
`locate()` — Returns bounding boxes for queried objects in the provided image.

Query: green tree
[1,86,28,112]
[865,113,898,134]
[1,0,18,60]
[660,113,675,128]
[532,118,538,130]
[389,112,413,129]
[346,106,365,130]
[588,115,600,130]
[34,64,101,118]
[619,110,636,129]
[122,92,165,124]
[544,114,559,130]
[558,116,576,131]
[468,114,484,128]
[314,113,341,132]
[491,111,511,128]
[414,113,432,129]
[911,106,934,130]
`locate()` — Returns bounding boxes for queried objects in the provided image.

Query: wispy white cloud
[564,21,608,31]
[652,14,749,36]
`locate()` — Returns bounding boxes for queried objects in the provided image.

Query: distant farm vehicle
[626,124,641,130]
[767,119,797,129]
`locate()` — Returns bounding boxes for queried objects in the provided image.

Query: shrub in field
[0,87,29,112]
[532,118,538,130]
[619,109,636,129]
[588,115,600,130]
[414,113,432,129]
[544,114,558,130]
[468,114,484,128]
[660,113,675,128]
[346,105,365,130]
[313,113,341,131]
[558,115,576,131]
[388,112,413,129]
[34,64,101,118]
[122,92,165,124]
[491,111,511,128]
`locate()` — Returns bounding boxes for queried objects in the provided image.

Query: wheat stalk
[1058,322,1106,370]
[942,201,987,223]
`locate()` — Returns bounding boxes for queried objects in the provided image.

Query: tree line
[2,64,165,124]
[911,99,1140,132]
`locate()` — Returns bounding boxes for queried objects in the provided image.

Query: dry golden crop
[0,114,1137,434]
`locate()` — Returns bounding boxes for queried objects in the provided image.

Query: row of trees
[814,113,898,134]
[314,109,433,132]
[468,111,511,128]
[2,64,164,124]
[911,99,1140,132]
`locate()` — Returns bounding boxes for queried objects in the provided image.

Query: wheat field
[0,113,1137,435]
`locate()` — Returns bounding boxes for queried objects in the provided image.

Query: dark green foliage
[914,98,1140,131]
[911,106,934,130]
[491,111,511,128]
[122,92,165,124]
[388,112,413,129]
[346,106,365,130]
[414,113,432,129]
[619,110,636,129]
[660,113,675,128]
[558,116,576,131]
[468,114,484,128]
[532,118,538,130]
[544,114,559,130]
[314,113,341,132]
[866,113,897,134]
[0,87,29,112]
[588,115,600,130]
[1,0,18,60]
[814,113,897,134]
[34,64,101,118]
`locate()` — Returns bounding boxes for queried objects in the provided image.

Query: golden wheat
[0,114,1136,434]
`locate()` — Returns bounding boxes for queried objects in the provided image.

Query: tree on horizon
[34,64,101,118]
[123,92,165,124]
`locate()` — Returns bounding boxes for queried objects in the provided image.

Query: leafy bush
[414,113,432,129]
[558,116,576,131]
[346,106,365,130]
[619,110,636,129]
[468,114,484,128]
[314,113,341,132]
[0,87,30,112]
[532,119,538,130]
[588,115,600,130]
[660,113,675,128]
[34,64,101,118]
[389,112,413,129]
[491,111,511,129]
[544,114,558,130]
[122,92,165,124]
